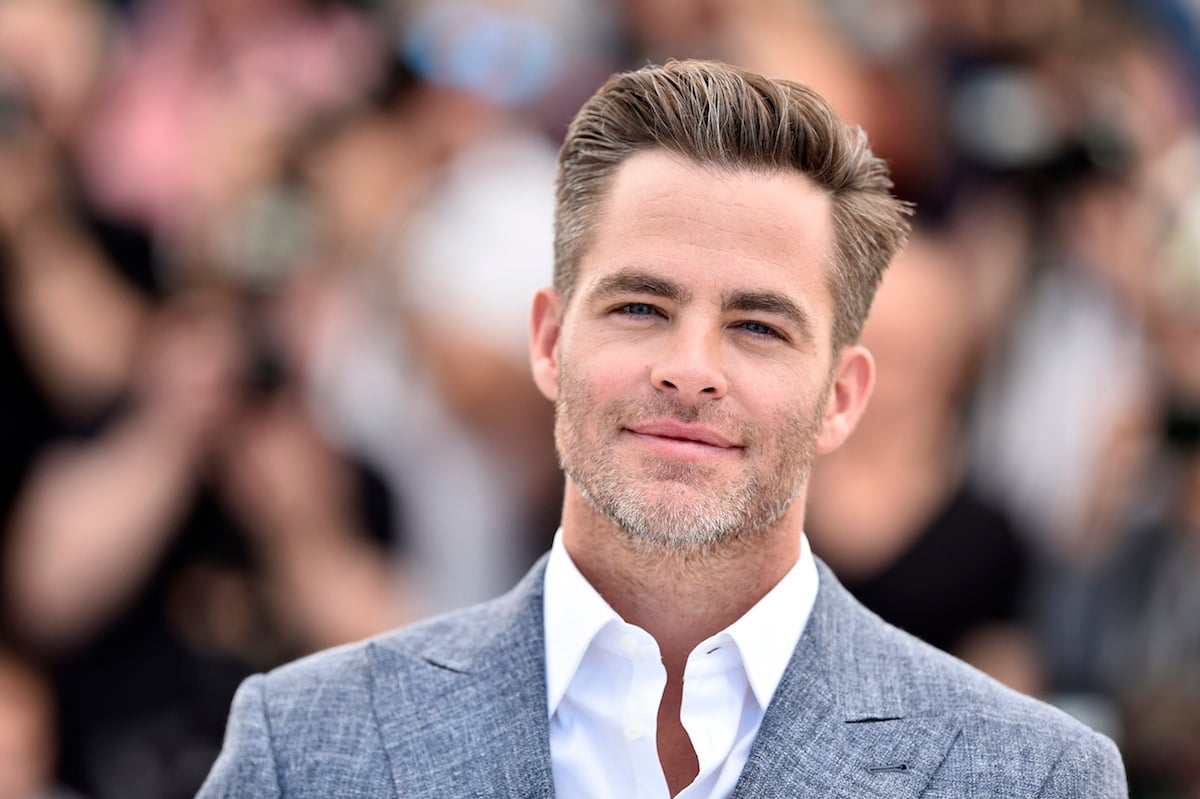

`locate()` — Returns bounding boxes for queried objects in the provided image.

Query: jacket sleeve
[196,675,283,798]
[1035,729,1128,799]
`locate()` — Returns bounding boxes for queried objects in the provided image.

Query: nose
[649,325,728,400]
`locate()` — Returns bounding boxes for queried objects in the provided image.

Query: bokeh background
[1,0,1198,797]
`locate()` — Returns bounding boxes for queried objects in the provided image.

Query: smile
[624,420,743,460]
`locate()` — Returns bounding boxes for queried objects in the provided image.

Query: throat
[565,506,801,654]
[658,677,700,796]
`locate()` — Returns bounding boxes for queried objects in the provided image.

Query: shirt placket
[678,635,750,798]
[613,626,670,799]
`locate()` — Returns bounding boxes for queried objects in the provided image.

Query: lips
[626,419,740,449]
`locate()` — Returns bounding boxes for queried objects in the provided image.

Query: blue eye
[621,303,658,316]
[740,321,782,338]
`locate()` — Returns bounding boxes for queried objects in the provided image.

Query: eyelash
[613,304,785,341]
[737,321,785,340]
[617,303,662,318]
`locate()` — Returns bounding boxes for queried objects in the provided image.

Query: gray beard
[568,455,770,553]
[554,372,824,555]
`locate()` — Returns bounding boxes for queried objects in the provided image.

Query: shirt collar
[543,528,819,716]
[720,534,818,709]
[543,530,621,717]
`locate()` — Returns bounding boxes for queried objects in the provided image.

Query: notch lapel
[731,560,961,798]
[368,560,555,798]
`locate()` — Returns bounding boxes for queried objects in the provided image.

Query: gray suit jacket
[198,557,1127,797]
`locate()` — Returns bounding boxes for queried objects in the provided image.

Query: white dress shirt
[543,530,819,799]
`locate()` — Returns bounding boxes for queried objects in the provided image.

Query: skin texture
[529,149,875,794]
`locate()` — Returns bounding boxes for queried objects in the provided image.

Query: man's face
[533,149,866,551]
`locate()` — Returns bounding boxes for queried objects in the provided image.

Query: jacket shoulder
[200,576,544,798]
[258,589,526,709]
[811,562,1126,797]
[844,590,1126,794]
[859,611,1094,737]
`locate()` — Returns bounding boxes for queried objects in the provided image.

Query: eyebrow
[723,290,814,341]
[587,269,692,304]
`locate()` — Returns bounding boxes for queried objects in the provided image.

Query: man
[199,60,1127,798]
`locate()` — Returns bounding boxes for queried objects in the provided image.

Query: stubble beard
[554,365,827,556]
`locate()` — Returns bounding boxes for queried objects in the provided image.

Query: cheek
[729,358,826,409]
[744,372,834,448]
[565,337,648,390]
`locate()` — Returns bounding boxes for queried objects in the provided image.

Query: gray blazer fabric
[198,557,1127,797]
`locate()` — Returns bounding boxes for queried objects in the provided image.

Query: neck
[560,482,803,670]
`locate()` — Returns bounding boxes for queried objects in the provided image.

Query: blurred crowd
[0,0,1197,797]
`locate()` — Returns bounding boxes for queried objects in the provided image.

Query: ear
[815,344,875,454]
[530,287,562,401]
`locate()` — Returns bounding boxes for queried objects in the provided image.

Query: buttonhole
[867,763,909,774]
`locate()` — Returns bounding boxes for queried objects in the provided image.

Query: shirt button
[624,721,644,740]
[619,634,637,655]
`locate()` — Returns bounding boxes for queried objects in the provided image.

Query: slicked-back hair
[554,59,912,351]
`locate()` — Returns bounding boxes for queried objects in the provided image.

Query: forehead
[575,149,836,309]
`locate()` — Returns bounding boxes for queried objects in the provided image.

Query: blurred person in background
[2,274,412,799]
[1,2,414,797]
[1094,402,1200,797]
[292,8,563,611]
[1065,149,1200,797]
[805,231,1041,695]
[75,0,381,246]
[913,5,1200,795]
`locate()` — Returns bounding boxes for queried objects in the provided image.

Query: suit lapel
[368,560,555,798]
[731,560,961,798]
